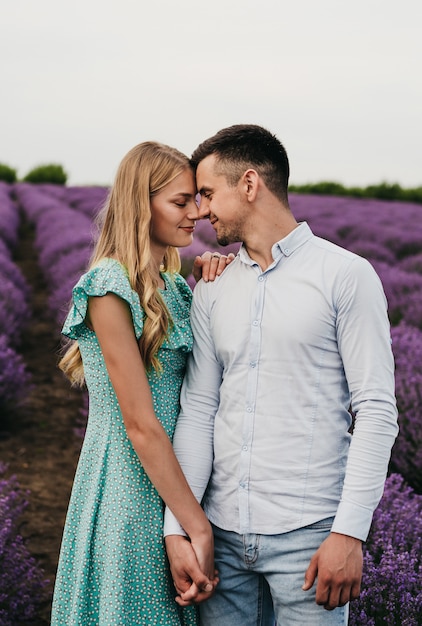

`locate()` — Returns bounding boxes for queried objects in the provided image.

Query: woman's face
[150,168,199,251]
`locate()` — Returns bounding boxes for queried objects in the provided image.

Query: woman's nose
[187,199,200,219]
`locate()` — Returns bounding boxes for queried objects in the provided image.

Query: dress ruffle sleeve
[62,258,144,340]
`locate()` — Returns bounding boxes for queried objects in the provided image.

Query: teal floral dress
[51,258,198,626]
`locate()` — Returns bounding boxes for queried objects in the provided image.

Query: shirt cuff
[331,500,374,542]
[163,507,188,538]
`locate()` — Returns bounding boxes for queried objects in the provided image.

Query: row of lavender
[1,183,422,622]
[0,182,32,411]
[0,182,48,624]
[284,195,422,624]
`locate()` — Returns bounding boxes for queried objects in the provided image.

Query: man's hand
[302,532,363,610]
[192,251,236,283]
[165,535,218,607]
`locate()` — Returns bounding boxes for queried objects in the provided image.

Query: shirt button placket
[239,272,266,533]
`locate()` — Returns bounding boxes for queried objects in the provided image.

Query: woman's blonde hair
[59,141,191,386]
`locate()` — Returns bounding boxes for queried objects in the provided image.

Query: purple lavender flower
[399,252,422,275]
[0,275,31,347]
[0,335,31,410]
[0,249,31,300]
[349,474,422,625]
[0,463,49,625]
[13,182,71,221]
[389,322,422,492]
[289,193,422,261]
[65,185,109,218]
[0,182,19,249]
[371,261,422,329]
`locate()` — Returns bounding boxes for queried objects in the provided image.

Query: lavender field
[1,181,422,624]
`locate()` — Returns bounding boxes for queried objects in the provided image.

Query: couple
[51,125,398,625]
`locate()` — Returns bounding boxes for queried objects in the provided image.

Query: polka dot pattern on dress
[51,258,197,626]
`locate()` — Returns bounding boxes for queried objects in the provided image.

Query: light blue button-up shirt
[164,222,398,541]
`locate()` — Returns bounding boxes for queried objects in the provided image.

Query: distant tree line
[1,161,421,204]
[289,180,422,204]
[0,162,67,185]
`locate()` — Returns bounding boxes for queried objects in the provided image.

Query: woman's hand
[165,534,218,607]
[192,251,236,283]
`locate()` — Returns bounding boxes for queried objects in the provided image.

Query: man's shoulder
[194,256,240,294]
[312,235,357,259]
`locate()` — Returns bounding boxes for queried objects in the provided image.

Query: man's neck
[243,217,298,271]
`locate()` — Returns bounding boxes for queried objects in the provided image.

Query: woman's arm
[88,292,215,586]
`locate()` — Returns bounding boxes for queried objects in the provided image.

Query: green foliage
[0,163,17,183]
[289,181,349,196]
[23,163,68,185]
[289,181,422,204]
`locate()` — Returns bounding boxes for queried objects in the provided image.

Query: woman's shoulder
[63,258,144,340]
[75,258,131,295]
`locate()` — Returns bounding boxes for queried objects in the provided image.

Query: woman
[51,142,228,625]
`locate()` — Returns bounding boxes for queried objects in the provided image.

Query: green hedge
[22,163,68,185]
[0,163,17,183]
[289,181,422,204]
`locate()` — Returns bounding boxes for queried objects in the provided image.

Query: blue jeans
[199,519,349,626]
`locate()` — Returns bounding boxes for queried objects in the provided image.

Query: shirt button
[253,320,259,326]
[258,276,264,282]
[242,445,248,451]
[285,248,290,253]
[250,362,256,368]
[246,406,252,412]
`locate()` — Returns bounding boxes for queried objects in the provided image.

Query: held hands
[302,532,363,610]
[165,534,218,607]
[193,251,236,283]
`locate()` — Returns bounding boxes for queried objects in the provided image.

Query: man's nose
[196,197,211,219]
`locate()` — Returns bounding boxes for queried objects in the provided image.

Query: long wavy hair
[59,141,191,386]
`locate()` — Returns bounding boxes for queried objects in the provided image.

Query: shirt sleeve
[164,280,221,536]
[331,256,399,540]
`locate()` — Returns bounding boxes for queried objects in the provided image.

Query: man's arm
[164,280,222,602]
[165,535,218,606]
[304,258,398,609]
[332,257,398,539]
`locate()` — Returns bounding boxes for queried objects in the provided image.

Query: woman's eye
[175,202,187,208]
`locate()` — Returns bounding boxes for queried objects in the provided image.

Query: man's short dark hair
[191,124,290,203]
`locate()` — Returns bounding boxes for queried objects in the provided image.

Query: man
[164,124,398,625]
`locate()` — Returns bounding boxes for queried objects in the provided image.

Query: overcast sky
[1,0,421,187]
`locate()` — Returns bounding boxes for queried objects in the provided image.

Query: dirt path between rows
[0,218,85,624]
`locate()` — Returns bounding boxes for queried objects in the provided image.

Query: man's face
[196,155,245,246]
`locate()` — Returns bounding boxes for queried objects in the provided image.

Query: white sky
[1,0,421,187]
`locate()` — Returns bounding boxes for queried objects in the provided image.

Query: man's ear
[241,169,259,202]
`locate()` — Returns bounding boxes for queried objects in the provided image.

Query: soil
[0,219,85,624]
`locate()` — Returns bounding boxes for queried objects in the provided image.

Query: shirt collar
[274,221,313,257]
[239,222,314,265]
